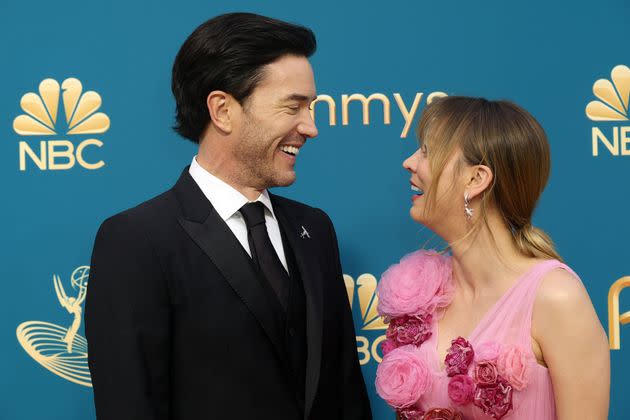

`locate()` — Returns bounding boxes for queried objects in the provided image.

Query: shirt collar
[189,156,276,221]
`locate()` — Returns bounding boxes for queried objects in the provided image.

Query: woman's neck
[447,214,534,299]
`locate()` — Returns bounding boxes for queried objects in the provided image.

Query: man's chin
[272,171,297,188]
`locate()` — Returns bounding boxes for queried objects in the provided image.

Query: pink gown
[415,259,574,419]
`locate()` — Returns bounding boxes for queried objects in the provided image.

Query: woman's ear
[206,90,236,134]
[465,164,493,200]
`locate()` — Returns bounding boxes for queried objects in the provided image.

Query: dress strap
[468,259,580,348]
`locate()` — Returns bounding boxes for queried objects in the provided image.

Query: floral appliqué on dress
[374,250,532,420]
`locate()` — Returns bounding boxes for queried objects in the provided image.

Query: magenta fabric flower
[375,345,433,409]
[497,345,531,391]
[397,406,425,420]
[386,313,433,347]
[474,341,501,362]
[381,339,397,357]
[423,408,463,420]
[473,377,514,419]
[447,374,474,405]
[444,337,474,377]
[377,250,454,318]
[474,361,499,385]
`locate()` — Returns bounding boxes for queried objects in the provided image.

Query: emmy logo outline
[16,266,92,387]
[608,276,630,350]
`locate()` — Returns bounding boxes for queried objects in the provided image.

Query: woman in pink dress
[375,97,609,420]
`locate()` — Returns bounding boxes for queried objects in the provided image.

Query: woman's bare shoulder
[536,265,588,307]
[532,264,602,343]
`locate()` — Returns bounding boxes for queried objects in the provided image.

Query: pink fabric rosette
[447,374,475,405]
[423,408,463,420]
[473,377,514,419]
[381,339,397,357]
[397,406,425,420]
[375,345,433,409]
[444,337,474,377]
[377,250,454,319]
[474,361,499,385]
[386,313,433,347]
[497,344,531,391]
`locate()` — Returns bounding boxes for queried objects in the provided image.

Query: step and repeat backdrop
[2,0,629,419]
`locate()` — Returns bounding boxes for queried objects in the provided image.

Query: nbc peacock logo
[13,78,110,171]
[344,273,387,365]
[16,266,92,387]
[585,65,630,157]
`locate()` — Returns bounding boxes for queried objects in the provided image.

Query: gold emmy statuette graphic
[608,276,630,350]
[13,78,110,171]
[16,266,92,387]
[344,274,387,365]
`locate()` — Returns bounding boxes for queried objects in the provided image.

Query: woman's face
[402,142,466,236]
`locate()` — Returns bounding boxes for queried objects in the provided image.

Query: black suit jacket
[84,168,372,420]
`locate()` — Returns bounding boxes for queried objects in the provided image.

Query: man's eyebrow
[282,93,318,103]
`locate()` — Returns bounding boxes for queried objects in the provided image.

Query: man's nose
[298,112,318,139]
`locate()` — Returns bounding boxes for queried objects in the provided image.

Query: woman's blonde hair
[417,96,562,261]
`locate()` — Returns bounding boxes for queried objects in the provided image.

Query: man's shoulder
[98,188,178,234]
[271,193,331,222]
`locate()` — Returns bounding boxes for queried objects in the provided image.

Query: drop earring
[464,192,473,220]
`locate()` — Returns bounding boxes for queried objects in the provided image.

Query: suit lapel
[173,169,289,369]
[272,195,324,420]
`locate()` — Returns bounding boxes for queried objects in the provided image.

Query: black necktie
[240,202,290,309]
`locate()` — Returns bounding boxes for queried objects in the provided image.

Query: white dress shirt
[188,156,288,272]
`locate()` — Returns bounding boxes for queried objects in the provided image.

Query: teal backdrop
[2,0,629,418]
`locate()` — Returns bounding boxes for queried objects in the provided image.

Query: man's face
[232,54,318,189]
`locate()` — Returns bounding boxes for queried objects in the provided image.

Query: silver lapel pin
[300,225,310,239]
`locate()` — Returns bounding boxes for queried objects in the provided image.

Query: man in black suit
[84,12,372,420]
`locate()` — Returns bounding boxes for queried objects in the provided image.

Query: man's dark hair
[171,12,317,143]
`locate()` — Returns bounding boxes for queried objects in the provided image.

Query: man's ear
[466,164,493,200]
[206,90,237,134]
